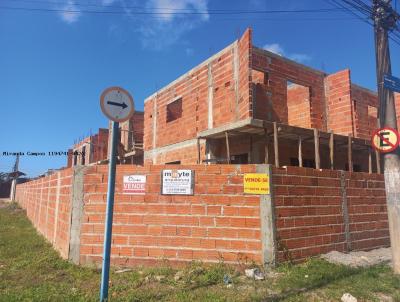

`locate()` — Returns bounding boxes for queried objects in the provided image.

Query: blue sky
[0,0,399,177]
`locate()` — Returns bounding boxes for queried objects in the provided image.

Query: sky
[0,0,399,177]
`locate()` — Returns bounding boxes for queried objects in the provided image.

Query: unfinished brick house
[67,112,144,167]
[144,28,400,172]
[108,111,144,165]
[67,128,109,167]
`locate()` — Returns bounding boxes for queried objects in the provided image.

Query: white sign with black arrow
[100,86,134,122]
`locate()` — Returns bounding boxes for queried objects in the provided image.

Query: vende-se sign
[243,173,270,195]
[123,175,146,195]
[161,169,194,195]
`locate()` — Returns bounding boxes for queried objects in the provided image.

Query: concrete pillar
[340,171,351,252]
[68,166,87,264]
[53,172,61,245]
[257,164,277,267]
[207,63,214,129]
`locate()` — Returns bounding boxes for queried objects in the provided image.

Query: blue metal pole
[100,121,119,302]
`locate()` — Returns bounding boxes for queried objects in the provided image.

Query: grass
[1,202,400,301]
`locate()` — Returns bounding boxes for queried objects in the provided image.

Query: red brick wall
[287,84,311,128]
[118,111,144,149]
[68,129,109,167]
[347,172,389,251]
[15,168,73,258]
[93,128,109,162]
[325,69,354,136]
[67,149,73,168]
[15,164,389,267]
[252,48,326,130]
[351,85,378,139]
[273,166,388,262]
[143,29,252,162]
[80,164,262,267]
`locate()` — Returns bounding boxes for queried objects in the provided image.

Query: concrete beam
[198,118,264,138]
[152,96,158,154]
[144,138,199,160]
[252,47,326,77]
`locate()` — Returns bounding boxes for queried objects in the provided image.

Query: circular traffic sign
[371,127,400,153]
[100,87,134,122]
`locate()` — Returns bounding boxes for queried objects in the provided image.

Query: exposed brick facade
[325,69,354,136]
[143,28,395,167]
[108,111,144,165]
[67,128,109,167]
[16,164,389,266]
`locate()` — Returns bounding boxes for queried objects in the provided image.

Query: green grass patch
[1,202,400,301]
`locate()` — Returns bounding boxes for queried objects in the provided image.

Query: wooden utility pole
[373,0,400,273]
[225,132,230,164]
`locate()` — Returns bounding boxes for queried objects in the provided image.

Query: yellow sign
[243,173,270,195]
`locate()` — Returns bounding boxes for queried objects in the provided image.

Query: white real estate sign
[123,175,146,195]
[161,169,194,195]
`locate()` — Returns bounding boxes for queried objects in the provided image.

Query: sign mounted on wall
[123,175,146,195]
[243,173,270,195]
[161,169,194,195]
[371,127,399,153]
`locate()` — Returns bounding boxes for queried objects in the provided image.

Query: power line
[0,5,363,21]
[327,0,400,47]
[328,0,373,25]
[5,0,348,14]
[0,4,363,20]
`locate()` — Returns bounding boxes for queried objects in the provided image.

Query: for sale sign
[243,173,270,195]
[161,169,194,195]
[123,175,146,195]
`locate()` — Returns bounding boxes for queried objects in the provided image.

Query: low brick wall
[15,168,74,258]
[80,164,263,267]
[15,164,389,267]
[273,166,389,262]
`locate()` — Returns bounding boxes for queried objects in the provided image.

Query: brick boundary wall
[79,164,266,267]
[273,166,389,262]
[15,164,389,267]
[15,168,74,258]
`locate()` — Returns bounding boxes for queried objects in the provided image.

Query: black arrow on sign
[107,101,128,109]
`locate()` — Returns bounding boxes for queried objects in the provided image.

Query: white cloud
[60,0,81,24]
[263,43,284,56]
[56,0,208,49]
[134,0,209,50]
[263,43,311,63]
[147,0,209,23]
